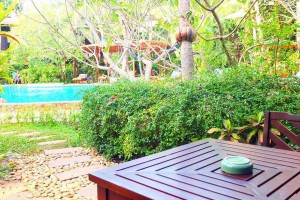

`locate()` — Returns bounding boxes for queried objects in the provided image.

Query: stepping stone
[17,132,41,137]
[55,165,104,181]
[76,184,97,199]
[29,136,53,141]
[38,140,66,146]
[44,147,83,155]
[2,191,52,200]
[47,155,92,167]
[1,131,16,135]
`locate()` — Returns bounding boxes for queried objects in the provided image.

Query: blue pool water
[1,84,94,104]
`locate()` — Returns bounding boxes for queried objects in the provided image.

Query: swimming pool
[1,84,94,104]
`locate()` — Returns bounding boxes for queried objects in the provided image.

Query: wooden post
[97,186,107,200]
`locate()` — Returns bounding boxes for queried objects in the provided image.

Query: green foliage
[20,65,61,83]
[0,0,18,23]
[238,3,298,75]
[207,119,241,142]
[81,69,300,161]
[0,50,13,92]
[239,112,265,144]
[0,0,18,92]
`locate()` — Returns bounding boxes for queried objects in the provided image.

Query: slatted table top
[89,138,300,200]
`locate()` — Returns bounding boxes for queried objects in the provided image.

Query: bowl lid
[224,156,250,165]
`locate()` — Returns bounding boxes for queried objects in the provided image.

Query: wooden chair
[263,111,300,151]
[72,74,87,84]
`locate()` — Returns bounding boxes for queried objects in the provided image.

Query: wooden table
[89,138,300,200]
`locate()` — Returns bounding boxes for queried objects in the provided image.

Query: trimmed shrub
[81,72,300,161]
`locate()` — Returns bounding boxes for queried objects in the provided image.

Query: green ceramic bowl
[221,156,253,175]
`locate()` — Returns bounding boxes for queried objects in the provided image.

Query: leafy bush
[20,65,61,83]
[81,70,300,161]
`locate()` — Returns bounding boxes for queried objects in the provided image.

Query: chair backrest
[263,111,300,151]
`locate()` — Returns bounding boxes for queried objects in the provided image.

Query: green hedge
[20,65,61,83]
[81,72,300,161]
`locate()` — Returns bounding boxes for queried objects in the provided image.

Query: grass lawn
[0,122,86,155]
[0,122,86,179]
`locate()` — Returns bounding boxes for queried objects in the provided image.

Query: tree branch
[195,0,212,12]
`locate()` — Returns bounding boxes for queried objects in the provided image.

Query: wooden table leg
[97,185,107,200]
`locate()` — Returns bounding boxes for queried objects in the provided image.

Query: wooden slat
[141,150,217,172]
[216,140,300,157]
[263,111,300,151]
[195,171,247,185]
[225,152,299,169]
[250,170,282,186]
[269,173,300,200]
[179,173,251,194]
[270,112,300,121]
[271,120,300,147]
[132,145,215,171]
[213,168,262,181]
[219,143,300,163]
[258,171,299,196]
[113,141,211,172]
[89,172,177,200]
[289,192,300,200]
[176,155,222,171]
[158,153,221,172]
[290,121,300,130]
[221,148,300,165]
[119,173,208,200]
[269,133,294,151]
[138,173,241,200]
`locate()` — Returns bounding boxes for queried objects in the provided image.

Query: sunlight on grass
[0,122,87,155]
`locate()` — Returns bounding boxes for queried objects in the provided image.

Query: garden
[0,0,300,200]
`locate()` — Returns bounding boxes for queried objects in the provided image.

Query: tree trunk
[297,2,300,50]
[254,1,263,42]
[144,59,153,80]
[122,52,129,72]
[179,0,194,80]
[73,58,77,77]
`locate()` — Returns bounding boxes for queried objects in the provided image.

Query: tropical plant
[238,111,264,144]
[207,119,241,142]
[0,0,19,93]
[0,0,18,41]
[0,50,14,93]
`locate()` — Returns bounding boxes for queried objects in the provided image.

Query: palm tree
[179,0,194,80]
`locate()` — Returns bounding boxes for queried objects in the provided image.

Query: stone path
[38,140,67,146]
[29,136,53,141]
[0,131,117,200]
[1,131,17,135]
[18,132,42,137]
